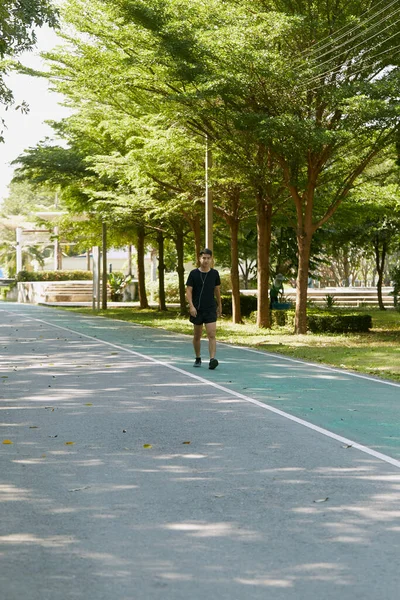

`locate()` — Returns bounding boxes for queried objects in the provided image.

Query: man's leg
[193,324,203,358]
[205,321,217,359]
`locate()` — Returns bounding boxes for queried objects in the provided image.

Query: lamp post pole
[16,227,22,273]
[102,222,107,309]
[205,137,213,252]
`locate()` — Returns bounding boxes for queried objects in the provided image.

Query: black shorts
[190,308,217,325]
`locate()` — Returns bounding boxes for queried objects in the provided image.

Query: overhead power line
[303,0,400,63]
[305,46,400,94]
[298,23,400,91]
[304,4,400,71]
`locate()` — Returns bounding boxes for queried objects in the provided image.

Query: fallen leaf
[85,403,93,406]
[2,440,13,445]
[65,441,75,446]
[143,444,152,449]
[41,454,46,458]
[182,441,191,445]
[313,497,329,503]
[29,426,39,429]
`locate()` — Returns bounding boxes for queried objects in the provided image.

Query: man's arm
[186,286,197,317]
[215,285,222,316]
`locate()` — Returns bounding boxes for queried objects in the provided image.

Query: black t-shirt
[186,268,221,310]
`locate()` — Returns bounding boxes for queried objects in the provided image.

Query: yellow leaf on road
[65,441,75,445]
[143,444,152,449]
[2,440,13,444]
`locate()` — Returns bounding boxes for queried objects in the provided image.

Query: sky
[0,26,70,203]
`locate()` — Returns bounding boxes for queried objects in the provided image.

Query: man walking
[186,248,222,369]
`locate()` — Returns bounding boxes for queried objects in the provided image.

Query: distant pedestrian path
[3,302,400,466]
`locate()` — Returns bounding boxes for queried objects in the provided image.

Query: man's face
[199,253,212,269]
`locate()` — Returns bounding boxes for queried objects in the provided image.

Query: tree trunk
[256,196,272,328]
[175,228,186,315]
[374,237,387,311]
[343,248,350,287]
[295,233,312,334]
[193,213,202,259]
[86,249,91,271]
[228,217,242,324]
[157,230,167,311]
[127,244,132,276]
[136,225,149,309]
[184,211,202,261]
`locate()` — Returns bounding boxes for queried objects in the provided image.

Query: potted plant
[108,272,132,301]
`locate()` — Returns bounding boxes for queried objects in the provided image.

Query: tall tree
[0,0,58,139]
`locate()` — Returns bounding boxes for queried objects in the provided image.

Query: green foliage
[147,273,180,303]
[389,265,400,308]
[324,294,336,308]
[0,1,58,58]
[218,272,232,295]
[107,271,132,300]
[10,0,400,333]
[0,1,58,139]
[0,181,57,217]
[307,313,372,334]
[271,309,295,327]
[221,294,257,317]
[16,270,92,281]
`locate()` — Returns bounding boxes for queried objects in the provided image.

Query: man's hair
[199,248,212,256]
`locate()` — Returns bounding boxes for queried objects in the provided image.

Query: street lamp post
[102,222,107,309]
[205,136,213,252]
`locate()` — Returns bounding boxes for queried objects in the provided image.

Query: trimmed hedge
[307,313,372,333]
[271,309,295,327]
[16,270,93,282]
[221,294,257,317]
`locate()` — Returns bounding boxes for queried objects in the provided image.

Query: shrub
[108,272,132,301]
[271,309,295,327]
[218,271,232,294]
[146,273,181,303]
[16,270,93,282]
[324,294,336,308]
[221,294,258,317]
[307,313,372,333]
[389,265,400,308]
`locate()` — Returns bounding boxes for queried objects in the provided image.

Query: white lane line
[9,312,400,471]
[6,305,398,388]
[36,307,400,390]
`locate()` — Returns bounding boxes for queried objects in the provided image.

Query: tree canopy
[10,0,400,330]
[0,0,58,140]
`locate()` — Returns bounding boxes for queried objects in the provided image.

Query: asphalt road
[1,303,400,600]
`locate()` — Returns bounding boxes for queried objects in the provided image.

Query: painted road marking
[4,309,400,471]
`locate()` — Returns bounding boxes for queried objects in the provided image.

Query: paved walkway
[1,303,400,600]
